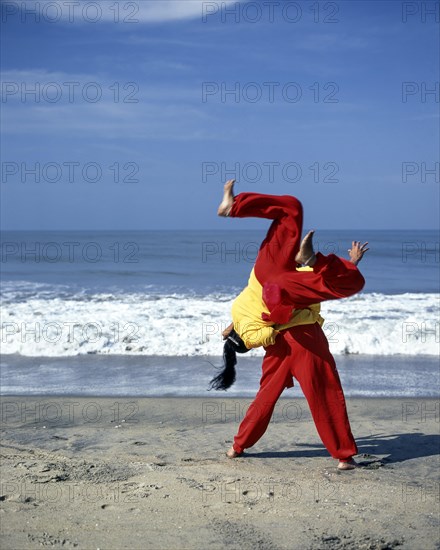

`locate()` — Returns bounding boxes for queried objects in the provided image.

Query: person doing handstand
[212,180,368,470]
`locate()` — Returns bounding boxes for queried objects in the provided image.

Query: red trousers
[232,323,358,460]
[229,193,360,460]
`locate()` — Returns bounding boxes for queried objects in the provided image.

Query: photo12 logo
[1,81,139,104]
[401,162,439,184]
[401,241,439,263]
[1,400,140,426]
[1,1,141,24]
[401,2,440,23]
[1,241,140,263]
[200,478,341,504]
[201,2,340,24]
[202,81,340,104]
[401,401,440,423]
[401,81,439,103]
[202,161,340,184]
[401,322,440,344]
[1,320,140,345]
[201,400,304,424]
[0,481,143,505]
[1,161,139,184]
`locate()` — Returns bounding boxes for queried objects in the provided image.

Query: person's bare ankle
[295,230,316,266]
[226,446,240,458]
[337,458,358,470]
[217,180,235,217]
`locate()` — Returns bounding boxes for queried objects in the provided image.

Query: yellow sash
[231,268,324,349]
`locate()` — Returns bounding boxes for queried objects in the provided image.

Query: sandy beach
[1,396,439,549]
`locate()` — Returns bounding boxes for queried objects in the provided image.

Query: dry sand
[1,397,439,549]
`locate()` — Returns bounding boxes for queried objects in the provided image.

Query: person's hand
[222,322,234,340]
[348,241,369,265]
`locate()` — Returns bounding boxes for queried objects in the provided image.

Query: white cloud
[13,1,242,24]
[1,68,219,142]
[297,33,370,52]
[132,0,239,23]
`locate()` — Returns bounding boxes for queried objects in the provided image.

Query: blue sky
[1,0,439,230]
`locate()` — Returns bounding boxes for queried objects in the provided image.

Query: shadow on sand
[242,432,440,464]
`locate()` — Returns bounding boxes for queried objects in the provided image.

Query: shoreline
[1,354,439,399]
[4,395,439,400]
[1,397,439,549]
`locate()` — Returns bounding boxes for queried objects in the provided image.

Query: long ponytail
[208,330,249,391]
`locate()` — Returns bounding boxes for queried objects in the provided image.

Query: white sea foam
[1,286,440,357]
[1,286,438,357]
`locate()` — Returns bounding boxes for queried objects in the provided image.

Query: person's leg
[286,323,358,466]
[228,336,293,455]
[218,181,304,273]
[234,193,303,275]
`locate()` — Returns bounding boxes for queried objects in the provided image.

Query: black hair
[208,329,249,391]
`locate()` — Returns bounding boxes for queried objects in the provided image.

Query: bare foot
[217,179,235,217]
[337,458,358,470]
[222,322,234,340]
[226,446,241,458]
[295,230,316,266]
[348,241,369,266]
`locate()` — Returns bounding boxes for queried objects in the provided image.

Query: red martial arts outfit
[229,193,364,461]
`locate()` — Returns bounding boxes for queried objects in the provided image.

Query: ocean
[1,229,439,397]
